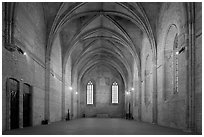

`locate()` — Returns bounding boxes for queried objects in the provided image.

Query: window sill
[86,104,94,106]
[111,103,119,105]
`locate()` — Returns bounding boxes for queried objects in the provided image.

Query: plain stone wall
[2,3,46,131]
[49,34,62,122]
[140,34,153,123]
[156,3,187,129]
[80,65,125,118]
[194,3,202,134]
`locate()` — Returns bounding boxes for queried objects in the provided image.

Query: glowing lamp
[69,87,73,90]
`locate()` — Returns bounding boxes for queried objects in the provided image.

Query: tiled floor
[3,118,192,135]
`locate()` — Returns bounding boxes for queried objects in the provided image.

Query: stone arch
[6,78,20,130]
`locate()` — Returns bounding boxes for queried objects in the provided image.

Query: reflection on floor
[3,118,192,135]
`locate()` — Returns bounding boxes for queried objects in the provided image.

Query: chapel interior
[2,2,202,135]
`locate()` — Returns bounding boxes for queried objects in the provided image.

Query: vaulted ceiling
[42,2,160,85]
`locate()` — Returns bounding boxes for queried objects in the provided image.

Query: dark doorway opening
[23,83,31,127]
[9,78,19,129]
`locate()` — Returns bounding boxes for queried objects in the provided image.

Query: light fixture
[51,73,55,77]
[176,47,186,55]
[16,46,27,56]
[179,47,185,54]
[75,92,78,95]
[131,88,134,91]
[126,91,130,95]
[17,47,24,55]
[69,87,73,90]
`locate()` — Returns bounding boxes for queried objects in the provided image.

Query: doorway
[23,83,31,127]
[8,78,19,129]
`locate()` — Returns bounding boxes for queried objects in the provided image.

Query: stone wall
[156,3,187,129]
[2,3,46,131]
[79,65,125,118]
[140,34,154,123]
[49,34,62,122]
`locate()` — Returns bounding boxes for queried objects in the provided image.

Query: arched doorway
[23,83,32,127]
[7,78,19,129]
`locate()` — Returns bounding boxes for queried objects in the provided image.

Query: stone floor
[3,118,193,135]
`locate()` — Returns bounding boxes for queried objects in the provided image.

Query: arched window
[112,82,118,103]
[164,25,178,100]
[173,34,179,94]
[87,81,93,104]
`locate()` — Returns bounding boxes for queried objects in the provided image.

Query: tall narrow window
[164,24,178,100]
[87,81,93,104]
[112,82,118,103]
[173,34,179,93]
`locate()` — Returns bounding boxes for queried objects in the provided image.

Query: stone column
[19,80,23,128]
[61,67,65,120]
[152,56,157,124]
[138,74,142,121]
[186,2,195,132]
[70,90,73,119]
[44,57,50,122]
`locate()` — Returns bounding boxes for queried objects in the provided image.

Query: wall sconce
[16,46,26,55]
[131,88,134,91]
[75,92,78,95]
[69,87,73,90]
[176,47,185,55]
[51,73,55,78]
[126,91,131,95]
